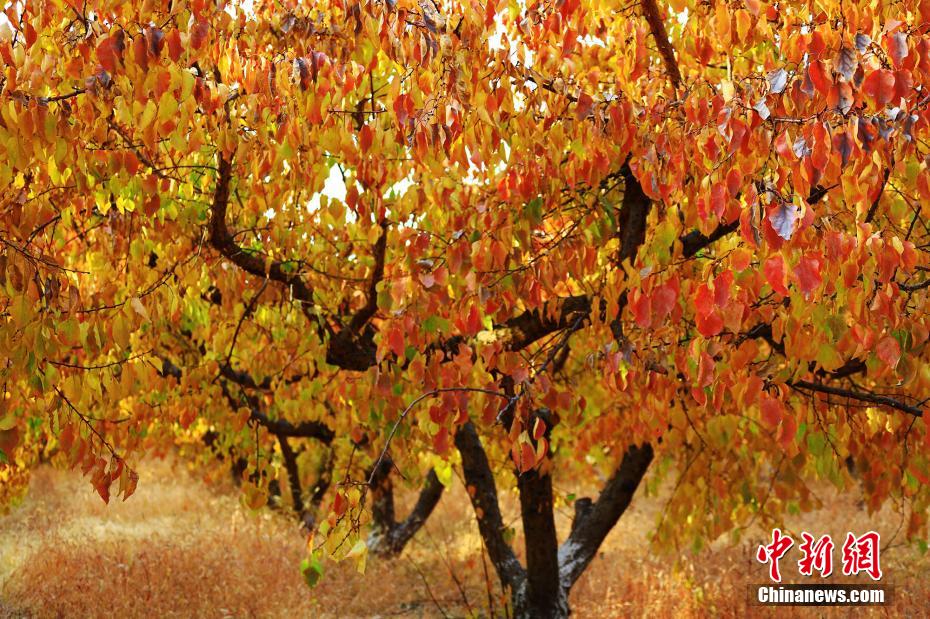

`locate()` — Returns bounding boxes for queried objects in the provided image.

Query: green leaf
[524,197,543,224]
[300,556,325,588]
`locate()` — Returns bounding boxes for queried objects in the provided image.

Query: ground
[0,455,926,618]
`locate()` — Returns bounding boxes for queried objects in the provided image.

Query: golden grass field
[0,455,927,618]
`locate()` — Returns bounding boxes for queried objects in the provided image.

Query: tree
[2,0,930,616]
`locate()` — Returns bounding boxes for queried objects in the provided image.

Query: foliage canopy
[2,0,930,614]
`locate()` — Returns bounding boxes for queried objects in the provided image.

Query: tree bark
[558,443,654,589]
[277,434,305,515]
[368,457,446,556]
[517,468,568,618]
[454,422,526,593]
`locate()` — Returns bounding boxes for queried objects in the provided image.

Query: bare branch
[789,380,924,417]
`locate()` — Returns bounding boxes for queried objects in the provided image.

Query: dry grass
[0,456,927,618]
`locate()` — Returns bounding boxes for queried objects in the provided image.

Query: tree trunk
[516,468,569,618]
[455,420,654,618]
[368,457,445,556]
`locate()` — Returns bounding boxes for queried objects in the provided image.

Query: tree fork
[367,457,446,556]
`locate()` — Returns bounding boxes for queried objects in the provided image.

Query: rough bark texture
[557,443,655,588]
[368,458,446,556]
[517,468,568,618]
[454,422,526,591]
[277,434,305,515]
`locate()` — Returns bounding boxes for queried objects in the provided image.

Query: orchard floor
[0,456,927,618]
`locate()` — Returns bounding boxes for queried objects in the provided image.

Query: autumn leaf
[876,335,901,369]
[764,255,789,295]
[793,254,822,296]
[834,46,857,82]
[767,68,788,94]
[768,202,800,241]
[862,69,896,107]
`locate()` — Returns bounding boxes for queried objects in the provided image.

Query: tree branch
[209,156,325,332]
[349,220,388,332]
[454,422,526,591]
[220,381,336,441]
[368,457,446,555]
[558,443,654,589]
[277,434,305,514]
[641,0,681,90]
[388,471,445,554]
[680,220,739,258]
[789,380,924,417]
[864,166,890,224]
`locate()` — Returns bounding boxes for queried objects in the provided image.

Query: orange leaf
[876,335,901,368]
[166,29,183,62]
[760,393,783,428]
[359,124,373,153]
[862,69,896,107]
[191,20,209,50]
[388,325,405,358]
[764,255,789,295]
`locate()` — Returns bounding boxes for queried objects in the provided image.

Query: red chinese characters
[759,529,883,581]
[841,531,883,581]
[798,532,834,577]
[757,528,794,582]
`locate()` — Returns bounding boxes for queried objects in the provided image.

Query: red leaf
[574,92,594,120]
[764,255,789,295]
[760,393,783,428]
[714,271,733,308]
[394,93,410,127]
[794,254,822,295]
[695,284,715,318]
[876,335,901,368]
[333,492,347,517]
[433,427,450,454]
[887,32,909,69]
[652,281,678,320]
[429,405,448,425]
[388,326,405,357]
[696,310,724,337]
[862,69,896,107]
[774,131,794,159]
[465,304,482,336]
[630,289,651,328]
[710,182,727,218]
[191,20,209,50]
[359,124,373,153]
[777,409,797,449]
[143,194,160,217]
[96,36,121,73]
[162,29,181,62]
[808,59,832,94]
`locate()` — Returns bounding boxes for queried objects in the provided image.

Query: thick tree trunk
[454,423,526,591]
[516,468,569,618]
[455,419,654,618]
